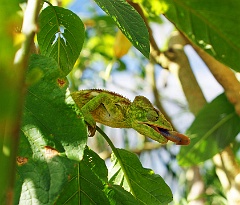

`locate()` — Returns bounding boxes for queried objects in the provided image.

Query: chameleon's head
[129,96,173,144]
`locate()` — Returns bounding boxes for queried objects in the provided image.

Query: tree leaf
[22,54,87,161]
[15,55,87,204]
[15,53,88,203]
[104,185,141,205]
[55,147,110,205]
[178,93,240,166]
[15,153,74,205]
[109,149,173,205]
[38,6,85,75]
[93,0,150,58]
[162,0,240,71]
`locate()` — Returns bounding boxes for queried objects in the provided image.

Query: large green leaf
[15,54,87,204]
[104,185,142,205]
[55,147,110,204]
[93,0,150,58]
[162,0,240,71]
[38,6,85,75]
[15,151,74,205]
[109,149,173,205]
[178,94,240,166]
[55,147,140,204]
[22,54,87,161]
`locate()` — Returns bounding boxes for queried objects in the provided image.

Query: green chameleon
[71,89,190,145]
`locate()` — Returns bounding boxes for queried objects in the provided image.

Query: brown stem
[165,32,207,205]
[163,32,207,115]
[192,44,240,116]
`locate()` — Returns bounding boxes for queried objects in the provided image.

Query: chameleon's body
[71,89,190,145]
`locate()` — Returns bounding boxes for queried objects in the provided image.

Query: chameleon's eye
[147,110,159,121]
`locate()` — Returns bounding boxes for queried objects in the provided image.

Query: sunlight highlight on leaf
[109,149,173,204]
[162,0,240,71]
[38,6,85,75]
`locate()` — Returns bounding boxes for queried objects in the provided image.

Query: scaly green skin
[71,89,173,144]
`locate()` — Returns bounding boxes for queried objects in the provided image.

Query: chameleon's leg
[87,125,96,137]
[81,105,97,137]
[80,93,110,136]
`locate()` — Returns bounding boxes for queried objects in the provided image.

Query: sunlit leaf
[87,34,115,59]
[38,6,85,75]
[15,54,87,204]
[162,0,240,71]
[15,152,74,204]
[114,30,132,58]
[55,147,110,204]
[22,54,87,161]
[109,149,173,205]
[104,185,141,205]
[136,0,168,17]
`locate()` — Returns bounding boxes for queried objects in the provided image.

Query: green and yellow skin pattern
[71,89,190,145]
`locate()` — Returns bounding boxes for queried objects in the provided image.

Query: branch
[184,34,240,204]
[165,31,207,205]
[1,0,42,203]
[128,2,240,204]
[162,32,207,115]
[191,44,240,116]
[98,141,164,160]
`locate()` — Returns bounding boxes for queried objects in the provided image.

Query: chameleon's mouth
[144,123,171,138]
[147,124,190,145]
[148,125,171,137]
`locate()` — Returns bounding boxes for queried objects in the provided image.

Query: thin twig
[191,43,240,116]
[96,126,136,197]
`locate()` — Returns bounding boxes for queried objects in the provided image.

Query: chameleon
[71,89,190,145]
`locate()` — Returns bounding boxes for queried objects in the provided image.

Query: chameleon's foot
[87,125,96,137]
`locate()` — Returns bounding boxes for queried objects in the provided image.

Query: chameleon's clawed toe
[87,125,96,137]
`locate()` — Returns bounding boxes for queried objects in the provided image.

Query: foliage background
[1,0,240,204]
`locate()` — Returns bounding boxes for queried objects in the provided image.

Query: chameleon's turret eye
[147,110,159,122]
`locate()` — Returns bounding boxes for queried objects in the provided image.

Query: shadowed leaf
[178,94,240,166]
